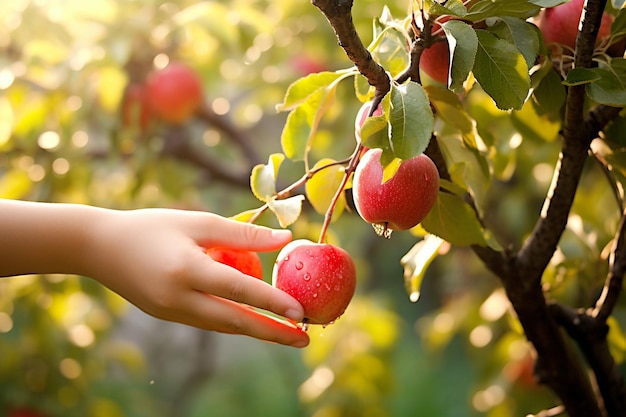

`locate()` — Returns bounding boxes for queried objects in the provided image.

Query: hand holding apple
[272,239,357,325]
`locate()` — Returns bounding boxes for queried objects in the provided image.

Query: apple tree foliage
[2,0,626,416]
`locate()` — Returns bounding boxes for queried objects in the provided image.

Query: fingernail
[271,229,292,240]
[284,308,303,322]
[291,338,309,348]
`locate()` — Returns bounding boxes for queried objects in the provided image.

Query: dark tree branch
[311,0,391,99]
[549,303,626,417]
[593,207,626,323]
[483,1,622,416]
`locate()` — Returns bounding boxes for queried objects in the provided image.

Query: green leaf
[424,0,468,18]
[442,20,478,93]
[531,66,567,115]
[388,81,435,160]
[466,0,542,21]
[585,59,626,106]
[250,153,285,202]
[230,208,263,223]
[267,195,306,228]
[473,30,530,110]
[488,17,540,69]
[421,191,488,246]
[563,68,601,86]
[278,71,354,161]
[400,234,446,303]
[426,86,480,150]
[305,158,347,218]
[607,316,626,364]
[530,0,567,7]
[280,106,310,161]
[276,72,345,112]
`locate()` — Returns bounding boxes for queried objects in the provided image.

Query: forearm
[0,199,105,277]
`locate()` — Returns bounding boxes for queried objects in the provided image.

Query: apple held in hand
[353,148,439,237]
[206,247,263,279]
[272,239,356,325]
[145,62,204,124]
[537,0,613,54]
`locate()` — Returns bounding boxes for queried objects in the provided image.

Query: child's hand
[86,209,309,348]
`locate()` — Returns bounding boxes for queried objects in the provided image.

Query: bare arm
[0,199,309,348]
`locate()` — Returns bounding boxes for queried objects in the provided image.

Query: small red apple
[8,407,47,417]
[537,0,613,54]
[420,37,450,85]
[290,56,328,76]
[145,62,204,124]
[353,148,439,236]
[355,100,384,142]
[206,247,263,280]
[272,239,356,325]
[121,84,152,131]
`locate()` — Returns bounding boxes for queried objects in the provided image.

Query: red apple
[538,0,613,54]
[145,62,204,124]
[353,148,439,236]
[420,37,450,85]
[290,56,328,76]
[206,247,263,280]
[121,84,152,131]
[355,100,384,142]
[272,239,356,325]
[8,408,47,417]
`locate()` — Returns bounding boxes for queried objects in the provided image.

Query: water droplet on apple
[409,291,420,303]
[302,322,309,332]
[295,261,304,270]
[303,273,311,281]
[313,293,318,298]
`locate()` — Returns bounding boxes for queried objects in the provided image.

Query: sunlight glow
[299,366,335,402]
[469,325,493,348]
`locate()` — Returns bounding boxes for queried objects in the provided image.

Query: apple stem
[318,142,365,244]
[317,90,387,243]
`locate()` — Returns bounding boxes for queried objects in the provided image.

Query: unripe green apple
[537,0,613,54]
[272,239,356,325]
[145,62,204,124]
[353,148,439,235]
[206,247,263,280]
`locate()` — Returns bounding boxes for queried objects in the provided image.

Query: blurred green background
[1,1,624,416]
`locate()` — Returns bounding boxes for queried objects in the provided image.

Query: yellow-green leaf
[401,234,446,302]
[305,158,346,218]
[250,153,285,202]
[267,195,305,228]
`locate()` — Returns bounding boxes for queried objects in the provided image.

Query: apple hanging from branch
[352,148,440,238]
[145,62,204,124]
